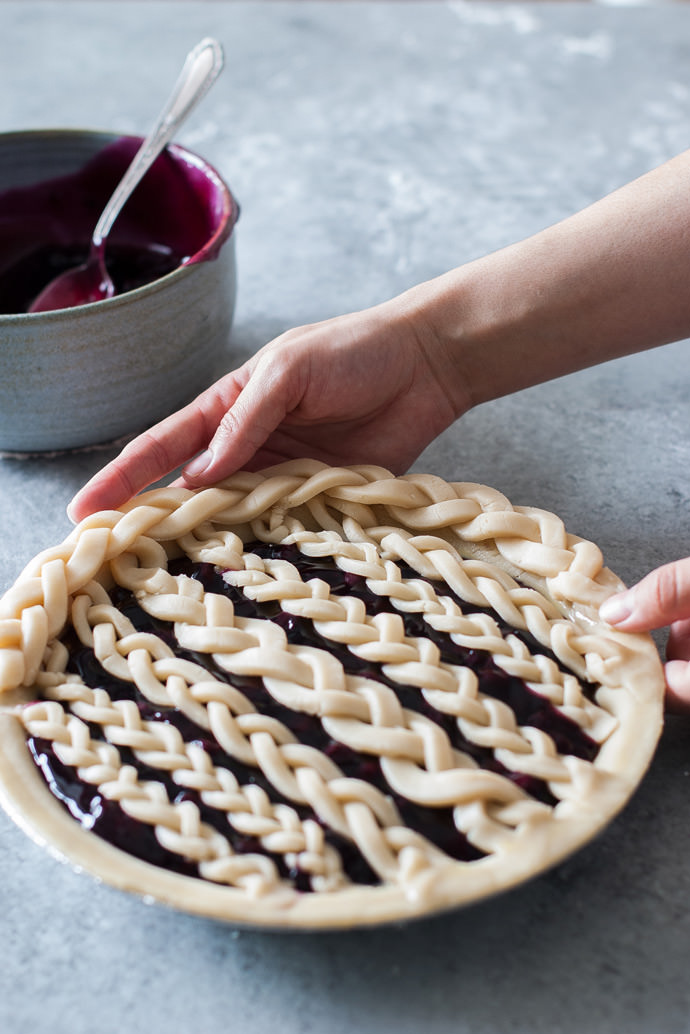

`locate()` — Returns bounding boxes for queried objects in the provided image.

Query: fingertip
[664,659,690,715]
[181,448,214,483]
[599,589,654,632]
[180,416,264,487]
[599,591,634,627]
[180,446,238,487]
[65,487,106,524]
[66,461,138,522]
[66,482,100,523]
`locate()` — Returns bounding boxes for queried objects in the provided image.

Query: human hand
[67,293,465,522]
[70,144,690,525]
[599,558,690,713]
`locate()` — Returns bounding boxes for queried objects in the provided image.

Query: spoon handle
[93,37,224,247]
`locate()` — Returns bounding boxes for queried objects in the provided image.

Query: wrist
[387,260,530,415]
[379,270,480,420]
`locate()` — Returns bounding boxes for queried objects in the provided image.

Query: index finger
[599,556,690,632]
[67,375,242,521]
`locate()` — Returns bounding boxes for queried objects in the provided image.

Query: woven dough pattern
[0,462,657,902]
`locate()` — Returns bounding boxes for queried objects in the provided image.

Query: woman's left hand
[600,557,690,712]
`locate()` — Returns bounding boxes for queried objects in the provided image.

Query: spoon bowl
[29,37,224,313]
[0,128,239,451]
[32,243,113,310]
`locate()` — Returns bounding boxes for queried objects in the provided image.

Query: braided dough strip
[60,570,574,820]
[0,461,644,693]
[209,542,614,741]
[20,545,610,869]
[24,678,469,889]
[38,575,554,860]
[23,698,288,896]
[0,460,665,926]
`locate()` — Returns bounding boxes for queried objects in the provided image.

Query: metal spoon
[30,37,224,313]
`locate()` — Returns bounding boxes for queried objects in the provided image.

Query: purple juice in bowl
[0,130,239,451]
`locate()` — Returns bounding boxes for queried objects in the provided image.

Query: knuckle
[648,560,690,620]
[215,408,239,439]
[115,433,173,492]
[136,431,173,468]
[652,566,681,613]
[110,465,138,502]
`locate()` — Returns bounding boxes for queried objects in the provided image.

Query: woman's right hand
[67,292,465,521]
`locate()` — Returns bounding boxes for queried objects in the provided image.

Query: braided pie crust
[0,460,664,928]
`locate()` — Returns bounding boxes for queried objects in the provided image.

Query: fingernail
[599,593,634,625]
[66,499,78,523]
[183,448,213,480]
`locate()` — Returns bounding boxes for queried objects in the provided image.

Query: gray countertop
[1,3,690,1032]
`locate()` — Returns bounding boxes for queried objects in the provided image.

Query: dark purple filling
[30,737,200,879]
[29,545,598,890]
[0,136,236,313]
[0,242,181,315]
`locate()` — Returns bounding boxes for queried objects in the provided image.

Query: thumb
[180,361,294,485]
[599,557,690,632]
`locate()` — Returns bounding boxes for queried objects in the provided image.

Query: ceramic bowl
[0,129,239,452]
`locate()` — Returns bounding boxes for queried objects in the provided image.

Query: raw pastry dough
[0,461,664,928]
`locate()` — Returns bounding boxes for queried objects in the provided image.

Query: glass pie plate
[0,461,664,929]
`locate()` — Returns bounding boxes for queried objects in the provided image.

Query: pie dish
[0,460,664,928]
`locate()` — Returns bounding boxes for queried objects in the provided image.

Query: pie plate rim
[0,460,665,929]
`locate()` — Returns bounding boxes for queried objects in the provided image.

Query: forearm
[69,149,690,521]
[400,149,690,413]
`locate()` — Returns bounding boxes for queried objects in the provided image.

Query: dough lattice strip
[0,464,625,696]
[25,689,454,892]
[0,461,665,925]
[174,536,612,750]
[36,642,483,885]
[84,570,579,803]
[50,555,596,850]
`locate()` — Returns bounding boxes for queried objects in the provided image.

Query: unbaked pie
[0,460,664,928]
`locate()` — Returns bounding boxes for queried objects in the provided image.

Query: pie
[0,460,664,928]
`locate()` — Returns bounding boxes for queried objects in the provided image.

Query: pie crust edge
[0,459,665,928]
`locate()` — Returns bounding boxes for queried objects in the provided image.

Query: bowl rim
[0,127,240,321]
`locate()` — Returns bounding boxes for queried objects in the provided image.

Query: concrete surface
[1,3,690,1032]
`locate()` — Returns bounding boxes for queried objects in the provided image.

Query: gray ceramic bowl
[0,129,239,452]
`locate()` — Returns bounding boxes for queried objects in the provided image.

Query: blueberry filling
[28,544,599,890]
[29,737,200,878]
